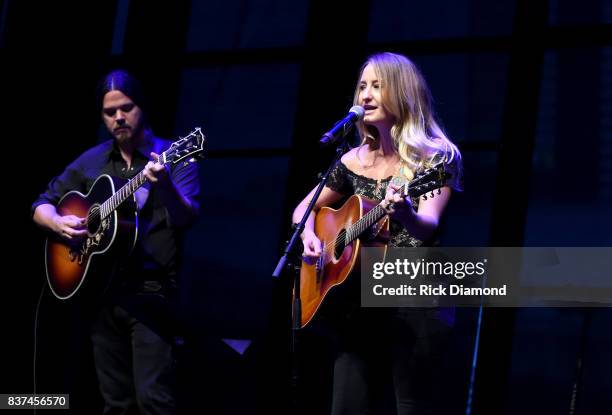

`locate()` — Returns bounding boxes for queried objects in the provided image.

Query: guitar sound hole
[334,230,347,260]
[87,205,102,234]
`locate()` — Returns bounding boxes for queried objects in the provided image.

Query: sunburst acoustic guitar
[45,127,206,300]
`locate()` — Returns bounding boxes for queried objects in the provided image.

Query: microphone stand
[568,307,592,415]
[272,136,351,412]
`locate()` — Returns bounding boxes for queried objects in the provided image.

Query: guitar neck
[99,154,165,219]
[345,203,388,244]
[89,127,205,221]
[343,181,414,245]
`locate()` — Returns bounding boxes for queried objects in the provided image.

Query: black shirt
[32,135,200,278]
[326,152,463,247]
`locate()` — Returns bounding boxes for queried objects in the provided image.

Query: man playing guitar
[32,70,200,415]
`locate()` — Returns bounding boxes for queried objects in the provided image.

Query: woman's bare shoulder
[340,146,362,171]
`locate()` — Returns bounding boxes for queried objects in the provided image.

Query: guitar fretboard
[343,181,412,245]
[99,154,163,219]
[345,204,388,245]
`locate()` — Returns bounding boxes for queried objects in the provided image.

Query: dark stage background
[1,0,611,414]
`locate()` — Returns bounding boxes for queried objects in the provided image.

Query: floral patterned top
[326,161,424,247]
[325,155,462,247]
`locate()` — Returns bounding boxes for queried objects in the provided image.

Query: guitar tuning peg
[430,191,434,197]
[422,194,428,200]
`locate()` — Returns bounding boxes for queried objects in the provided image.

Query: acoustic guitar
[45,127,206,300]
[296,162,451,328]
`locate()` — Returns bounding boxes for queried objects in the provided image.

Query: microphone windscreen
[349,105,365,120]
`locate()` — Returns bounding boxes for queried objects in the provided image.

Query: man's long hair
[97,69,149,127]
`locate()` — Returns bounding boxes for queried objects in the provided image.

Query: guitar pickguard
[68,217,111,264]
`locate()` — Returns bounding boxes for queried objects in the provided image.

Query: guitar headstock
[162,127,207,165]
[392,161,451,200]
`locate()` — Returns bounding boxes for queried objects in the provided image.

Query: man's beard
[114,122,142,144]
[115,129,131,142]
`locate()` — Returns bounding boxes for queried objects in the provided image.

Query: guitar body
[45,174,138,300]
[43,127,206,300]
[298,194,389,328]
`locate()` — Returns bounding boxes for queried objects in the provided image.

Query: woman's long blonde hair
[353,52,461,180]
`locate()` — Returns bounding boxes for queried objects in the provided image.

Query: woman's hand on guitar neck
[301,229,322,265]
[383,183,415,223]
[383,182,452,241]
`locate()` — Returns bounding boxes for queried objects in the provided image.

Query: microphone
[320,106,365,145]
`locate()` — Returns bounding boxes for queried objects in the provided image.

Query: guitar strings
[317,182,423,259]
[77,135,204,226]
[320,204,387,258]
[84,152,164,224]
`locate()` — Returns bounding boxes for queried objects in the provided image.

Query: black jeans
[330,308,453,415]
[90,302,176,415]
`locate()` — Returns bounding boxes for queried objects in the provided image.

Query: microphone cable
[465,276,486,415]
[32,281,47,415]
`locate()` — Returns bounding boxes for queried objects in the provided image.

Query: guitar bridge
[315,243,324,283]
